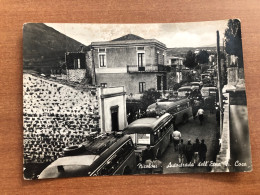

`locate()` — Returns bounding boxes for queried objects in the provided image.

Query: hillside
[23,23,90,74]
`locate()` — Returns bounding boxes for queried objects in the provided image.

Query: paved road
[160,110,220,174]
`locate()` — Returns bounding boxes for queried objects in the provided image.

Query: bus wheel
[123,166,132,175]
[182,114,189,124]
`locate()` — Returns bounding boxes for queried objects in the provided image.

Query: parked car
[190,82,201,89]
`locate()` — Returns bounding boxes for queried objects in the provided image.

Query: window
[99,54,106,67]
[100,83,107,88]
[139,82,146,93]
[73,58,80,69]
[99,48,106,52]
[138,53,144,67]
[137,47,144,51]
[96,140,134,176]
[130,134,150,145]
[162,54,165,65]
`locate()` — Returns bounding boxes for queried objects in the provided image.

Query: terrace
[127,64,170,73]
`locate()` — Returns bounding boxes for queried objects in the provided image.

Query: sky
[46,20,228,48]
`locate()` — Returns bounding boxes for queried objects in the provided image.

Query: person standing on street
[199,139,207,162]
[142,145,154,164]
[193,138,200,165]
[196,108,204,125]
[172,128,181,151]
[185,139,193,163]
[178,139,185,164]
[152,157,163,174]
[216,106,220,125]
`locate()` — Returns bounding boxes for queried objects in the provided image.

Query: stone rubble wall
[23,74,99,163]
[66,69,86,83]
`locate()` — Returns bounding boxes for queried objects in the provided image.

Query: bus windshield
[130,134,150,145]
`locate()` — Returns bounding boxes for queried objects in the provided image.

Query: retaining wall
[23,74,99,163]
[212,93,230,172]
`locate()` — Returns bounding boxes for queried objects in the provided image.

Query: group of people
[141,145,163,174]
[172,129,207,165]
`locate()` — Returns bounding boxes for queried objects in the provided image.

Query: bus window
[130,134,150,145]
[154,131,158,143]
[98,140,134,176]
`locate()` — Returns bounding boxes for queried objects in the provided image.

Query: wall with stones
[66,69,86,83]
[23,74,99,164]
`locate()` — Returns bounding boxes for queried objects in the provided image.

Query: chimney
[80,45,84,52]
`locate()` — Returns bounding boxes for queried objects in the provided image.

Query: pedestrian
[192,138,200,165]
[178,139,185,164]
[199,139,207,162]
[152,157,163,174]
[216,106,220,125]
[142,145,154,163]
[196,108,204,125]
[185,139,193,163]
[172,128,181,151]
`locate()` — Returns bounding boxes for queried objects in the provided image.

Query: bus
[146,98,193,124]
[201,73,211,81]
[38,133,136,179]
[201,86,217,99]
[201,86,217,112]
[123,113,174,161]
[177,86,193,97]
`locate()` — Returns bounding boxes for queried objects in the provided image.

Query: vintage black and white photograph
[23,20,252,180]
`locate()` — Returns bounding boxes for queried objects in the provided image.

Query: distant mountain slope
[23,23,89,74]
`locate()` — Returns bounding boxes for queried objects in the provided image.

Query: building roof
[91,34,167,50]
[111,34,144,41]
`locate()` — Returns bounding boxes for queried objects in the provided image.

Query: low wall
[212,93,230,172]
[23,74,99,163]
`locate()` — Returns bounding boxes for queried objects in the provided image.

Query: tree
[196,50,209,64]
[224,19,243,68]
[140,89,161,110]
[183,50,197,69]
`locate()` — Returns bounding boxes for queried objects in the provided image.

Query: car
[190,82,201,89]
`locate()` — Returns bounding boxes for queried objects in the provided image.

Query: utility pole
[216,31,223,135]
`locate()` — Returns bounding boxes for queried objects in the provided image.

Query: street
[160,110,220,173]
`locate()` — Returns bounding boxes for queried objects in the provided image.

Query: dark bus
[124,113,174,162]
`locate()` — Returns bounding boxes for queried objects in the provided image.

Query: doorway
[111,106,119,131]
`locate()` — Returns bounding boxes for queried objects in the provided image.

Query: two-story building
[167,56,184,83]
[91,34,169,99]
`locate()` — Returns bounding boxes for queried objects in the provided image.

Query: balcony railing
[127,64,170,73]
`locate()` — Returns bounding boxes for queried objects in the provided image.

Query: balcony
[127,64,170,73]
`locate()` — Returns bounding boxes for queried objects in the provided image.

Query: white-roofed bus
[146,98,193,125]
[38,133,136,179]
